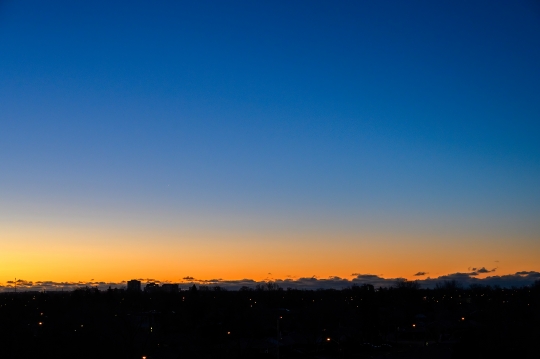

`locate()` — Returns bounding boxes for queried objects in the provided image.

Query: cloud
[0,280,123,292]
[420,271,540,288]
[467,266,496,274]
[516,271,536,275]
[414,272,428,276]
[476,267,496,273]
[355,275,381,280]
[351,274,403,288]
[130,278,161,283]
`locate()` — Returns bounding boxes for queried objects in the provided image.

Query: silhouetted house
[127,279,141,291]
[161,283,179,293]
[145,282,160,293]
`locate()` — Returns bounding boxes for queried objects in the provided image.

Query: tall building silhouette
[127,279,141,291]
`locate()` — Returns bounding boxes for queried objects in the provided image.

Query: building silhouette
[144,282,160,293]
[127,279,141,291]
[161,283,179,293]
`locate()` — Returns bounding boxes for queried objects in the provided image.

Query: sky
[1,0,540,287]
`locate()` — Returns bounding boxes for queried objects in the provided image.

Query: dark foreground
[1,283,539,359]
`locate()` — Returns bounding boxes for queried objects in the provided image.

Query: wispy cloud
[476,267,496,273]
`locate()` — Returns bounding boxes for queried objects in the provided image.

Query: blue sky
[1,1,539,281]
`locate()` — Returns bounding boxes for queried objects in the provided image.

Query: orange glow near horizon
[1,221,539,284]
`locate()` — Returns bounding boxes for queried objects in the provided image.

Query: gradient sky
[1,1,540,284]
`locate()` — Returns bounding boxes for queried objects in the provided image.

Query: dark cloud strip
[1,271,539,292]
